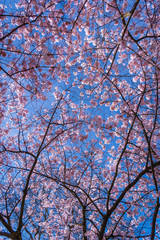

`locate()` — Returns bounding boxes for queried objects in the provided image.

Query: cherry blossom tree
[0,0,160,239]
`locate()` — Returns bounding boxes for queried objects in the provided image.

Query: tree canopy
[0,0,160,239]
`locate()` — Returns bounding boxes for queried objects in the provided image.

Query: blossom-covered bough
[0,0,160,239]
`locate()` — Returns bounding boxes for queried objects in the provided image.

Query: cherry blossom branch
[71,0,88,31]
[121,0,140,40]
[137,35,160,42]
[151,197,160,240]
[117,1,160,71]
[98,160,160,239]
[1,145,35,159]
[17,98,63,233]
[0,12,44,42]
[0,66,34,94]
